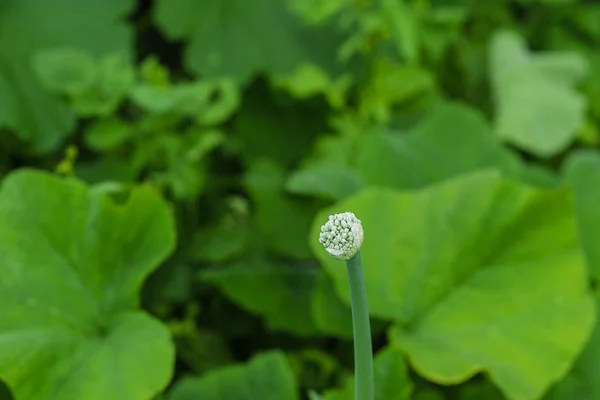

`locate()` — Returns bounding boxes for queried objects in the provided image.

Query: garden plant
[0,1,600,400]
[319,212,373,400]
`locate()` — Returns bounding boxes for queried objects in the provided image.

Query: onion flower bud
[318,212,364,261]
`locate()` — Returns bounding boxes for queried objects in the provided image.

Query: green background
[0,0,600,399]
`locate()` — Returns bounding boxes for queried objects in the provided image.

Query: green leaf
[35,50,134,118]
[419,4,467,62]
[311,171,594,400]
[321,346,413,400]
[131,78,239,124]
[0,169,176,400]
[0,0,134,152]
[489,30,588,157]
[245,159,318,259]
[372,347,413,400]
[83,118,135,151]
[380,0,420,63]
[517,163,560,189]
[311,271,353,338]
[273,63,353,108]
[359,60,434,122]
[129,84,177,113]
[287,348,343,393]
[320,381,353,399]
[572,5,600,41]
[311,275,387,338]
[288,0,346,24]
[544,374,590,400]
[168,351,299,400]
[544,294,600,400]
[201,261,320,336]
[563,150,600,281]
[139,55,170,86]
[185,129,225,162]
[286,162,364,201]
[154,0,345,84]
[546,153,600,398]
[355,102,523,189]
[71,54,134,117]
[130,82,211,115]
[198,79,241,126]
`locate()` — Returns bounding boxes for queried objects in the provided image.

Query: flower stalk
[319,212,374,400]
[346,250,374,400]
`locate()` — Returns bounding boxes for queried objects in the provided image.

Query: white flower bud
[318,212,364,260]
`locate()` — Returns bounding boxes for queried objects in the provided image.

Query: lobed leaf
[489,30,588,157]
[311,171,595,399]
[0,169,176,400]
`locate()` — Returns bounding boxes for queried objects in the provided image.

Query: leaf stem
[346,251,374,400]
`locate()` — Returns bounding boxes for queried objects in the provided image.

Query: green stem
[346,251,374,400]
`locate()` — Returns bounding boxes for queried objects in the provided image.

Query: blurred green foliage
[0,0,600,399]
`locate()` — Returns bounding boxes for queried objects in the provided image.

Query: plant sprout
[319,212,373,400]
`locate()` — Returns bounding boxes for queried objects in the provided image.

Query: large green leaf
[154,0,345,84]
[489,30,588,157]
[0,0,135,152]
[0,169,176,400]
[311,171,594,400]
[355,102,523,189]
[543,296,600,399]
[169,351,298,400]
[563,150,600,281]
[201,261,320,336]
[545,152,600,399]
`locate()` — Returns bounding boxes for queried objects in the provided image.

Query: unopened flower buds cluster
[319,212,364,260]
